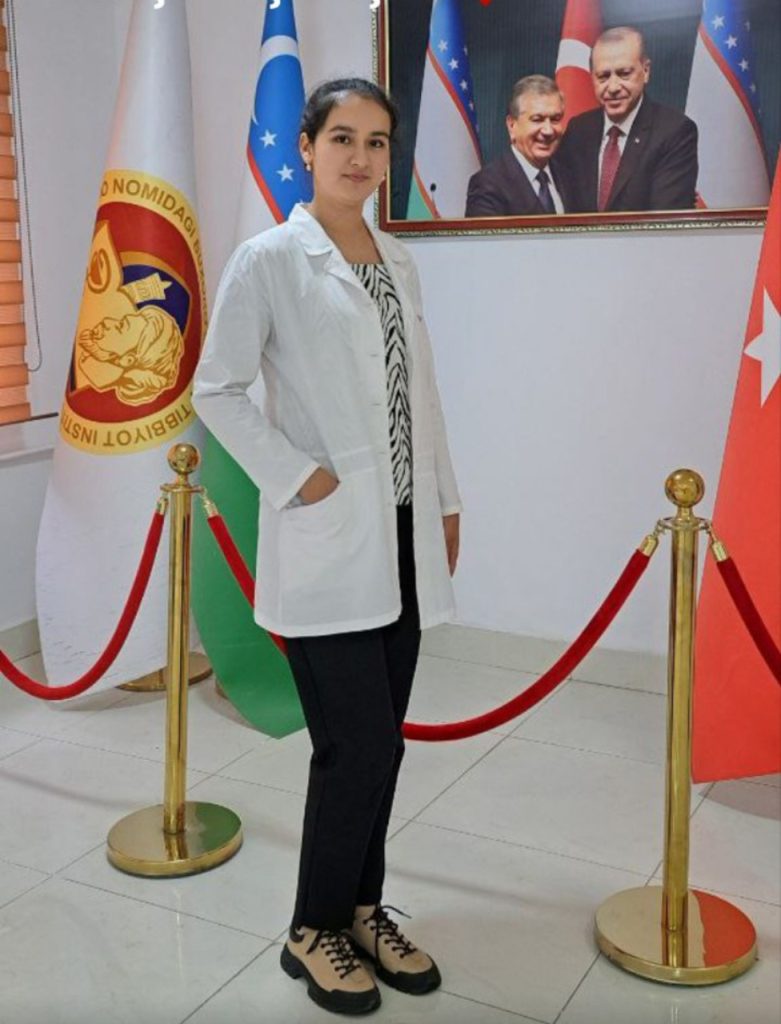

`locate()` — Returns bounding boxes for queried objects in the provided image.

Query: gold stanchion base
[595,886,757,985]
[118,652,212,692]
[106,802,242,877]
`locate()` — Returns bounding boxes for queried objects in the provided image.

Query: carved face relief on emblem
[74,222,184,406]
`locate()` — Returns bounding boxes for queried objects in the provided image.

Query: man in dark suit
[465,76,574,218]
[557,26,698,213]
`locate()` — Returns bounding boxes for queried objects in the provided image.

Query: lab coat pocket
[278,475,356,601]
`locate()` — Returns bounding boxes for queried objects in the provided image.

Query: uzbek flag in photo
[35,0,205,692]
[407,0,482,219]
[192,0,309,738]
[685,0,770,208]
[555,0,602,128]
[692,151,780,782]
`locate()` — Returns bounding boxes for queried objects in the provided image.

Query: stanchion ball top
[665,468,705,509]
[168,443,200,476]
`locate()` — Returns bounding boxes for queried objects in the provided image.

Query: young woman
[193,79,461,1016]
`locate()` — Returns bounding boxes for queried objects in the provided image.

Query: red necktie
[598,125,623,212]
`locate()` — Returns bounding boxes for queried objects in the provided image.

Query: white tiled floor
[1,634,779,1024]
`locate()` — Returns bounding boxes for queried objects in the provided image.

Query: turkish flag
[555,0,602,128]
[692,151,781,782]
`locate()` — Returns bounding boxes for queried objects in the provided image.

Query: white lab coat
[192,203,461,637]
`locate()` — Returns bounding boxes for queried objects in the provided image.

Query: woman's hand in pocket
[443,513,460,575]
[298,467,340,505]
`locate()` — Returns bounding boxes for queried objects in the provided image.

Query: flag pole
[594,469,757,984]
[106,444,242,877]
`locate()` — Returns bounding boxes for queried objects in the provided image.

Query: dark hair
[299,78,399,143]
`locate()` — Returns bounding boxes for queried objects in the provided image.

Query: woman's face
[300,94,392,208]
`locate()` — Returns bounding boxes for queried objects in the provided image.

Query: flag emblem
[61,170,205,454]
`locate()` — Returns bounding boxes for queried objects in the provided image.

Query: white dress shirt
[511,147,564,214]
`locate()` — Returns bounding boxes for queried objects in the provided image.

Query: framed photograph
[375,0,780,235]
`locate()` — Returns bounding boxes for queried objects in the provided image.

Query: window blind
[0,0,29,426]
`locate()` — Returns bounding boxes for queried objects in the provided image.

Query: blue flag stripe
[248,0,311,223]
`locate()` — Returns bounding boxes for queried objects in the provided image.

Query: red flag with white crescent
[692,151,781,781]
[555,0,602,128]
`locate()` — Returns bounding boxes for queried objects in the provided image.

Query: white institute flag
[407,0,482,219]
[35,0,206,691]
[685,0,770,207]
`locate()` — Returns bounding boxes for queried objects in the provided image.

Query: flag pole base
[595,886,756,985]
[118,652,212,692]
[106,802,242,878]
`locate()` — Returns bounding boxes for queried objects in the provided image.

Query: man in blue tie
[465,76,573,218]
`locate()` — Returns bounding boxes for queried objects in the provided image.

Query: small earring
[304,162,312,172]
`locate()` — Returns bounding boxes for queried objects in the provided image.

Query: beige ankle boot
[281,925,381,1015]
[350,904,442,995]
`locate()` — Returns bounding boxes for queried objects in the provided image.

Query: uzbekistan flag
[685,0,770,207]
[407,0,482,219]
[192,0,308,738]
[555,0,602,128]
[693,151,780,782]
[238,0,312,230]
[35,0,205,692]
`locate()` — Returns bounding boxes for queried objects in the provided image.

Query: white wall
[0,0,763,656]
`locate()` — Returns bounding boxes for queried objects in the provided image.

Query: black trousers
[285,505,421,931]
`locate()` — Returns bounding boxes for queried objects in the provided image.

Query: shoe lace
[362,904,417,961]
[307,929,363,979]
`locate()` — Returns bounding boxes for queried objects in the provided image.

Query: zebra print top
[350,262,412,506]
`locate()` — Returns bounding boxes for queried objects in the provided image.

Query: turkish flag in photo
[555,0,602,128]
[692,150,781,782]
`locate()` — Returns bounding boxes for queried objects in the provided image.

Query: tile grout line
[0,735,42,762]
[419,647,570,676]
[551,950,602,1023]
[61,875,279,942]
[403,730,513,828]
[0,852,53,875]
[0,729,246,787]
[406,817,652,880]
[504,731,667,768]
[421,648,667,697]
[689,780,715,818]
[645,856,664,885]
[54,840,107,876]
[204,770,306,800]
[568,676,666,697]
[0,872,51,915]
[175,943,276,1024]
[436,986,548,1021]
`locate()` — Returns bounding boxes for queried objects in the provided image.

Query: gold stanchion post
[106,444,243,877]
[594,469,757,985]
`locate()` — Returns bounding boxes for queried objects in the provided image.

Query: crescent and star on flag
[745,289,781,406]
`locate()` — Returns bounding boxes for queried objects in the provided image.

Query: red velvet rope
[404,549,652,740]
[204,510,652,740]
[0,509,166,701]
[714,556,781,683]
[205,514,288,657]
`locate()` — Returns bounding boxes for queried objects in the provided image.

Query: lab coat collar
[288,202,405,267]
